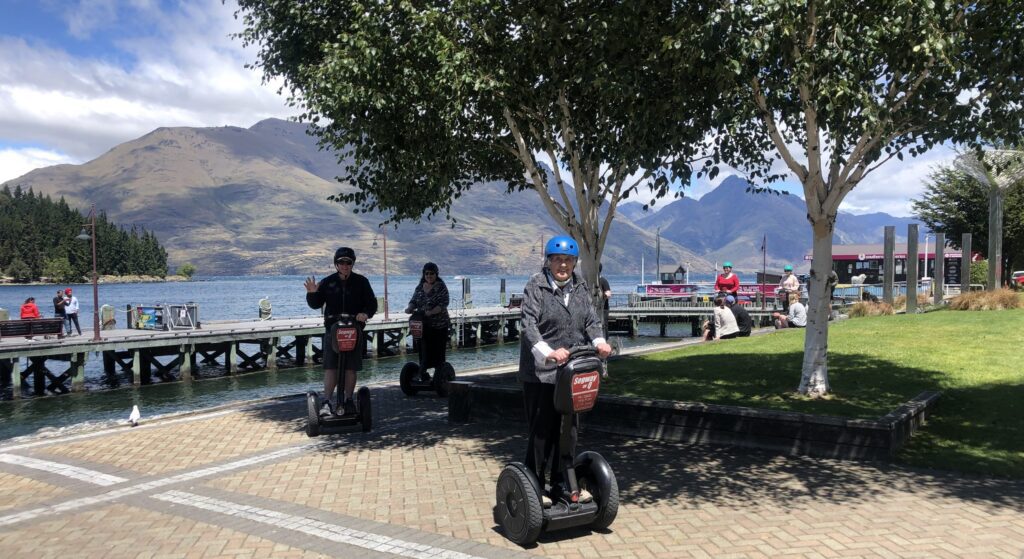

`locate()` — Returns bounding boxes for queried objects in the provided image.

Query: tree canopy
[234,0,725,294]
[694,0,1024,394]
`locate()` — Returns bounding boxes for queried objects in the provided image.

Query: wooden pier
[609,302,780,337]
[0,308,523,398]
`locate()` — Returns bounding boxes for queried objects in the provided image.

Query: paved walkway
[1,381,1022,558]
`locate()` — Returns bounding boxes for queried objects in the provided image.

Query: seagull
[129,405,141,427]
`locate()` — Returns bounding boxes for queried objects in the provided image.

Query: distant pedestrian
[52,289,69,334]
[727,297,752,337]
[64,288,82,336]
[777,265,800,312]
[827,269,839,301]
[20,297,40,319]
[773,293,807,329]
[714,262,740,300]
[713,296,740,340]
[599,264,611,338]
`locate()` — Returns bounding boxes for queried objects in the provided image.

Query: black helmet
[422,262,439,274]
[334,247,356,263]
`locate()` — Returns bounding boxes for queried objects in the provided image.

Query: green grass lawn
[604,307,1024,478]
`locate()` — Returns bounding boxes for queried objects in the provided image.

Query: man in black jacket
[727,298,753,337]
[304,247,377,415]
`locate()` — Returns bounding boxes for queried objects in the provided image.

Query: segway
[306,315,372,437]
[495,347,619,545]
[399,311,456,397]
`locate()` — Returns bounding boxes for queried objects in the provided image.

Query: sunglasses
[335,259,353,265]
[424,271,436,276]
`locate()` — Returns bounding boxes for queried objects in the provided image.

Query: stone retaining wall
[447,379,940,461]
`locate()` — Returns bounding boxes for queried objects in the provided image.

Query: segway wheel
[495,465,543,545]
[305,391,321,438]
[400,362,420,396]
[434,362,456,397]
[575,451,619,530]
[357,386,372,432]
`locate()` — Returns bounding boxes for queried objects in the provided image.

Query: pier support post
[498,318,505,344]
[631,317,639,337]
[132,350,142,386]
[180,344,193,381]
[475,323,482,347]
[267,337,278,372]
[227,342,238,374]
[305,336,315,366]
[10,358,21,399]
[659,317,668,337]
[691,317,701,338]
[102,351,116,375]
[71,353,86,392]
[400,327,408,356]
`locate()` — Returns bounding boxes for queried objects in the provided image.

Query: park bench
[0,318,65,341]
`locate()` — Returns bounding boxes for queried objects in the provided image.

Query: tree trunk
[798,218,833,396]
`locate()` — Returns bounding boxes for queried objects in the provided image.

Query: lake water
[0,274,696,442]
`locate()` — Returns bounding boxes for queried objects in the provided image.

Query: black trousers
[523,381,577,492]
[421,326,448,370]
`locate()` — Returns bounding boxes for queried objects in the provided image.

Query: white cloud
[840,145,955,217]
[0,147,75,182]
[0,0,295,183]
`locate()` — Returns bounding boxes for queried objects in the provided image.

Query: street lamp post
[75,204,101,342]
[373,228,389,320]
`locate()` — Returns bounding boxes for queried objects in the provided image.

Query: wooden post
[11,358,21,399]
[180,344,193,381]
[267,337,278,371]
[475,322,482,347]
[883,225,896,304]
[962,233,973,294]
[132,349,142,385]
[906,224,919,314]
[71,353,86,392]
[400,327,408,356]
[934,232,945,305]
[228,342,238,374]
[659,317,667,337]
[497,318,505,344]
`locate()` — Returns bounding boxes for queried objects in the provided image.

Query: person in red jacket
[20,297,41,319]
[714,262,740,299]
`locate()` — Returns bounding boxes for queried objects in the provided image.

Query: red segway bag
[334,323,359,353]
[408,315,424,340]
[553,351,604,414]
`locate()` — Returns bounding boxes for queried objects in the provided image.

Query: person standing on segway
[520,236,612,508]
[404,262,451,380]
[304,247,377,415]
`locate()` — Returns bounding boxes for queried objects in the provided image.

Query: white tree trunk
[798,219,833,395]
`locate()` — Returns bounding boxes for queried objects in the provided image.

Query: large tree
[913,159,1024,283]
[233,0,722,300]
[701,0,1023,395]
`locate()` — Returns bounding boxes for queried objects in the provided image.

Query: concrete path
[0,382,1022,558]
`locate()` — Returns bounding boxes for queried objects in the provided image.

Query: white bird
[129,405,141,427]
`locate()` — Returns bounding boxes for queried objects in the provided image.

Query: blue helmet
[545,236,579,258]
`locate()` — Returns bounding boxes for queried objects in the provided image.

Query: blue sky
[0,0,955,217]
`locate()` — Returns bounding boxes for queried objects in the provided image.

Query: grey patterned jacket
[518,268,604,384]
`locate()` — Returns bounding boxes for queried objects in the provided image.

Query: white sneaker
[579,489,593,503]
[541,494,553,508]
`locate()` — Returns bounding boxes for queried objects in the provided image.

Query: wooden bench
[0,318,66,340]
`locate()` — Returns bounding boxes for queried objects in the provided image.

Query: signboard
[570,370,601,412]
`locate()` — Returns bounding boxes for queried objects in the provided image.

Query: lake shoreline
[0,274,191,286]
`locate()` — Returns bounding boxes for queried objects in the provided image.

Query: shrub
[949,288,1021,310]
[892,293,931,311]
[848,301,895,317]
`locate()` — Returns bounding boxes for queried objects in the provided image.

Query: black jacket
[518,269,604,384]
[730,304,753,335]
[306,271,378,330]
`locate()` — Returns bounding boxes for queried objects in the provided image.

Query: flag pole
[761,234,767,310]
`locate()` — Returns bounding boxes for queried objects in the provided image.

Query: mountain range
[4,119,918,276]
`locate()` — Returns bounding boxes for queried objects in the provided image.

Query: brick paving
[0,383,1022,558]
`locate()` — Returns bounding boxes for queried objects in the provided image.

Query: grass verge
[603,306,1024,478]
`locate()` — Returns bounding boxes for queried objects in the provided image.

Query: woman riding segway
[495,235,616,545]
[400,262,455,396]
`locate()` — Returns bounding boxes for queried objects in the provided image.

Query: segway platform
[495,348,619,545]
[399,314,456,397]
[305,317,373,437]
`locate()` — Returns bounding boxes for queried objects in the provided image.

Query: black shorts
[322,324,364,372]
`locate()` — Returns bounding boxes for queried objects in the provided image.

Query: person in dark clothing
[598,264,611,338]
[405,262,450,378]
[53,289,68,333]
[520,235,612,508]
[304,247,377,415]
[727,297,753,337]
